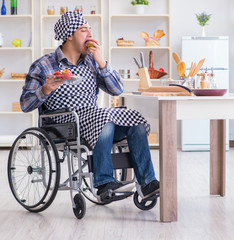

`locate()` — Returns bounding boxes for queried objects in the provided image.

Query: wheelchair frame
[8,108,159,219]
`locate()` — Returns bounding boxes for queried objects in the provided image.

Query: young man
[20,10,159,201]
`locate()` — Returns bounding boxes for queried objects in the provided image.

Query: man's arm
[96,62,124,96]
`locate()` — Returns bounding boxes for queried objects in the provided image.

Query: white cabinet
[108,0,171,145]
[0,0,35,146]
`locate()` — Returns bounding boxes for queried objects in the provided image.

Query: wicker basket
[116,40,135,47]
[148,69,167,79]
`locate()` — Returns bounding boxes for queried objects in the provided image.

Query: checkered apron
[44,63,150,149]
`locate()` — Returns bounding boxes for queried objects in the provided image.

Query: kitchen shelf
[0,15,32,18]
[0,79,25,82]
[0,0,36,147]
[0,47,33,50]
[42,14,101,19]
[111,14,170,18]
[111,46,171,50]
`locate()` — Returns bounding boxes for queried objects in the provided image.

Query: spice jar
[90,6,96,14]
[75,5,83,12]
[47,6,55,15]
[60,6,68,15]
[200,73,210,89]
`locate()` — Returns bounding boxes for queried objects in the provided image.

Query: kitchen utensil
[169,83,227,96]
[188,62,194,77]
[140,52,145,67]
[172,52,181,64]
[148,51,167,79]
[177,61,186,77]
[191,58,206,76]
[133,57,141,68]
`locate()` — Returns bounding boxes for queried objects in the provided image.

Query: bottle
[1,0,6,15]
[11,0,17,15]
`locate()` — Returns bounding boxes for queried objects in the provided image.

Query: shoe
[97,181,133,196]
[141,180,160,198]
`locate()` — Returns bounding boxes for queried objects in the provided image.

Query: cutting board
[141,92,192,96]
[138,86,189,93]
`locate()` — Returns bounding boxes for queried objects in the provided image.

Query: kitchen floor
[1,148,234,240]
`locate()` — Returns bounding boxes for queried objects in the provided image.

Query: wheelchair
[7,106,159,219]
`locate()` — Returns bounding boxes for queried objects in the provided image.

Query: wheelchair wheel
[73,193,86,219]
[8,128,60,213]
[133,192,158,211]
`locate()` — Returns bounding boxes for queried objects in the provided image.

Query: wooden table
[120,93,234,222]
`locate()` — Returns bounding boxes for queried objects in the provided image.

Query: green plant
[195,12,212,26]
[131,0,149,6]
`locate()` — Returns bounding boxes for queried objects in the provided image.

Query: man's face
[70,24,93,54]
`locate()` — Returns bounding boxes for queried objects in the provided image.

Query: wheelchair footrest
[100,190,134,204]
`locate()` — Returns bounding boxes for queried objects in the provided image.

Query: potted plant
[195,12,212,37]
[131,0,149,14]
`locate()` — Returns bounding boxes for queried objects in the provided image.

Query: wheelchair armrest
[41,107,72,115]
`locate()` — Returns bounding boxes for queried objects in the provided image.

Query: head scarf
[54,10,88,43]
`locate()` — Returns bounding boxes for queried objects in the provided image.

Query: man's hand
[42,74,64,95]
[86,40,106,69]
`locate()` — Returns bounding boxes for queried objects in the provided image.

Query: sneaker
[97,181,133,196]
[141,180,160,198]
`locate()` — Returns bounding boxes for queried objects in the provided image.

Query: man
[20,10,159,201]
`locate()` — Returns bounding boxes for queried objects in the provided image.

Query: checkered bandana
[54,10,87,42]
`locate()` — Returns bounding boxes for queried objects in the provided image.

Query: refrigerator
[181,36,229,151]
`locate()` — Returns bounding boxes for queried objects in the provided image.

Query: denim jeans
[93,122,156,188]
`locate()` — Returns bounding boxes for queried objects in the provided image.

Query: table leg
[159,100,177,222]
[210,120,226,196]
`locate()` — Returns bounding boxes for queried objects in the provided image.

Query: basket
[116,40,135,47]
[148,69,167,79]
[11,73,27,79]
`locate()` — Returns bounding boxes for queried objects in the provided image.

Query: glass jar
[200,73,210,89]
[47,6,55,15]
[90,5,96,14]
[60,6,68,15]
[75,5,83,12]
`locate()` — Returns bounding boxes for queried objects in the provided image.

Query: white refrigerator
[181,36,229,151]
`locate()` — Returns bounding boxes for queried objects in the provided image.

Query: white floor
[1,149,234,240]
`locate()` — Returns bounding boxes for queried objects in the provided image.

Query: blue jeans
[93,122,157,188]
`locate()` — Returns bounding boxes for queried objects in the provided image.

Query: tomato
[62,69,72,80]
[158,68,164,72]
[53,71,62,79]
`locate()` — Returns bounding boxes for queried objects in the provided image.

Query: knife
[133,57,141,68]
[140,52,145,67]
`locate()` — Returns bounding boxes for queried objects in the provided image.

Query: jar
[60,6,68,15]
[90,6,96,14]
[75,5,83,12]
[47,6,55,15]
[200,73,210,89]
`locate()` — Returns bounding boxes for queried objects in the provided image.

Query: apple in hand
[62,69,72,80]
